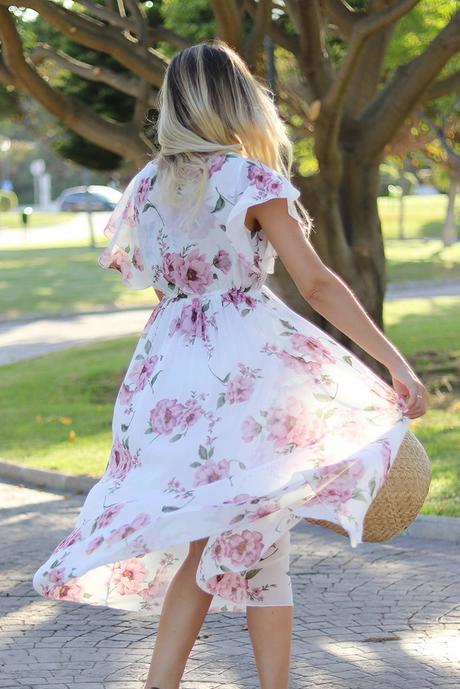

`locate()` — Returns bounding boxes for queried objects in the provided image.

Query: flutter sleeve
[224,157,303,275]
[98,172,151,290]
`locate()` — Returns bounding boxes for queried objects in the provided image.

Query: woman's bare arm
[246,198,428,418]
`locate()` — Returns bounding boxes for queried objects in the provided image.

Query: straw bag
[307,430,432,542]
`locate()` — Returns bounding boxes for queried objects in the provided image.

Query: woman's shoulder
[210,152,280,187]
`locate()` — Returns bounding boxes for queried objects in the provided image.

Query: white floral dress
[32,152,409,614]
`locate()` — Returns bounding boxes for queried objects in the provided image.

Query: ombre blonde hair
[152,40,311,234]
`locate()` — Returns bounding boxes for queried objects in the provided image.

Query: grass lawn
[0,295,458,516]
[378,194,458,239]
[385,239,460,283]
[0,247,156,318]
[384,296,460,517]
[0,212,71,229]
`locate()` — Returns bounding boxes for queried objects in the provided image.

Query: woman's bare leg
[247,605,293,689]
[143,538,213,689]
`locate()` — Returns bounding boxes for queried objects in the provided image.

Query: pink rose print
[168,299,207,341]
[51,526,82,554]
[179,398,204,429]
[379,439,392,478]
[247,165,275,193]
[222,286,257,309]
[266,395,324,450]
[85,535,104,555]
[193,459,230,486]
[247,501,279,521]
[208,154,226,177]
[241,415,262,442]
[96,504,124,529]
[276,350,322,379]
[112,558,147,596]
[118,383,134,408]
[225,529,264,567]
[162,251,184,285]
[49,579,84,602]
[177,249,213,294]
[213,249,231,274]
[223,493,253,505]
[266,177,283,195]
[101,246,132,281]
[150,398,185,435]
[132,246,144,271]
[210,535,229,561]
[127,355,158,391]
[290,334,335,364]
[206,572,248,605]
[226,373,255,404]
[136,175,150,207]
[309,458,365,505]
[107,437,139,480]
[106,512,151,546]
[48,567,66,585]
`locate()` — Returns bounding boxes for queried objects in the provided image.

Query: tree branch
[324,0,421,113]
[244,0,299,54]
[0,53,15,87]
[76,0,133,31]
[29,43,157,105]
[321,0,364,39]
[359,10,460,158]
[417,106,460,167]
[423,69,460,102]
[210,0,243,50]
[0,7,149,164]
[297,0,333,99]
[0,0,168,86]
[243,0,272,70]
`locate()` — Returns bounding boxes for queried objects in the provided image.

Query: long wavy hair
[152,40,311,234]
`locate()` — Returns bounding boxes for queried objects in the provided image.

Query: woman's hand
[389,362,429,419]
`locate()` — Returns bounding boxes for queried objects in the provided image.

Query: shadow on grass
[0,246,153,318]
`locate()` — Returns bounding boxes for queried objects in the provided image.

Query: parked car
[55,185,122,212]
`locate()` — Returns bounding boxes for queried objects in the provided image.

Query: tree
[1,0,459,366]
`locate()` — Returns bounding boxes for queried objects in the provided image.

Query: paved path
[1,278,460,367]
[0,309,153,366]
[1,480,459,689]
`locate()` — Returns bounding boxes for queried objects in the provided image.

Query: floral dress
[32,152,409,614]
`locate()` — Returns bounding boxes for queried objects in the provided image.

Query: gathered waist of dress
[159,284,269,304]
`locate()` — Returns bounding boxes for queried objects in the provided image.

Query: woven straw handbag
[307,430,432,542]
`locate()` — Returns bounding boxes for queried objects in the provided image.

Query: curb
[0,460,97,494]
[1,460,459,544]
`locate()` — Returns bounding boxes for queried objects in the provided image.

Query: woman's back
[98,152,302,297]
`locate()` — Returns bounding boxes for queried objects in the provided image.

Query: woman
[32,41,428,689]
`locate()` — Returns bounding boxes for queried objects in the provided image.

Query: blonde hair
[152,40,311,235]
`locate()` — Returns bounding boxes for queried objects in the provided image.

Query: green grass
[385,296,460,517]
[0,247,156,318]
[0,295,458,516]
[378,194,459,239]
[0,337,137,477]
[0,212,71,229]
[385,239,460,283]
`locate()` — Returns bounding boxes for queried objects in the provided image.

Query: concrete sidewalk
[0,480,459,689]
